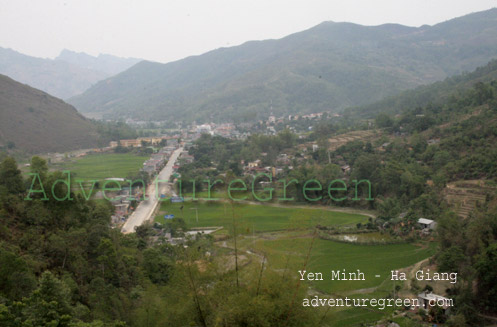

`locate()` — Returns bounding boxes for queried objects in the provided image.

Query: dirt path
[406,257,431,289]
[331,256,433,298]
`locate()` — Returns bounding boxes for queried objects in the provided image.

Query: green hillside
[347,59,497,118]
[69,8,497,122]
[0,74,102,153]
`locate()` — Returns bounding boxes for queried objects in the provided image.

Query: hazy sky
[0,0,496,63]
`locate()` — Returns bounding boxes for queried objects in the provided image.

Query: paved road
[121,147,183,234]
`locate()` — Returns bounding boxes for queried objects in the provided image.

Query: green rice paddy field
[156,200,368,232]
[156,200,436,326]
[53,153,149,182]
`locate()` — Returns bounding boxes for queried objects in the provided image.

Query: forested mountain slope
[69,8,497,122]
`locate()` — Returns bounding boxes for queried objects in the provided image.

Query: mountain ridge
[0,47,142,99]
[69,8,497,122]
[346,58,497,119]
[55,49,141,76]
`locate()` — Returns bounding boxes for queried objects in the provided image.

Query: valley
[2,5,497,327]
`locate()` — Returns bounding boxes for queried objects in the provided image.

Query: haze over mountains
[55,49,141,77]
[348,59,497,119]
[68,8,497,123]
[0,74,102,153]
[0,48,141,99]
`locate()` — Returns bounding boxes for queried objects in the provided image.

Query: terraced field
[328,130,379,151]
[444,179,495,218]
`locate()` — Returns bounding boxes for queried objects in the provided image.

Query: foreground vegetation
[0,156,326,326]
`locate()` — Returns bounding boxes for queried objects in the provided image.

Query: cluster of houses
[242,148,352,179]
[192,123,250,139]
[109,137,162,148]
[159,150,195,182]
[174,111,338,141]
[261,111,332,127]
[141,146,177,176]
[109,184,143,224]
[178,150,194,164]
[243,153,294,177]
[142,156,165,175]
[109,136,183,148]
[110,144,182,224]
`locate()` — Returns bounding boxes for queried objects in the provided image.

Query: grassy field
[238,231,436,326]
[53,153,149,181]
[155,200,368,232]
[252,236,436,293]
[156,200,435,326]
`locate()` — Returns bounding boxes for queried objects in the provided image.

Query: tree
[0,249,36,300]
[375,113,393,128]
[136,224,153,240]
[23,271,73,326]
[438,245,467,274]
[376,197,401,220]
[0,156,24,195]
[473,81,494,105]
[165,217,187,237]
[96,238,119,284]
[446,314,467,327]
[142,248,173,284]
[114,145,130,153]
[277,129,296,148]
[410,133,427,154]
[352,154,380,181]
[476,242,497,312]
[229,161,243,176]
[428,305,447,324]
[30,156,49,180]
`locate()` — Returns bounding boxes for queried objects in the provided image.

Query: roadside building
[141,158,164,175]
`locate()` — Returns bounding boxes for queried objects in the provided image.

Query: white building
[418,218,437,230]
[417,291,452,311]
[196,124,212,134]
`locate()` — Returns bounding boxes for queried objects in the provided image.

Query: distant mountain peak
[55,49,142,76]
[57,49,140,62]
[0,47,143,99]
